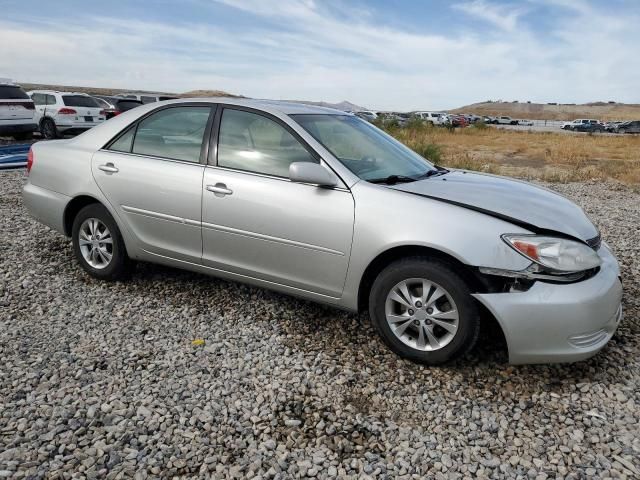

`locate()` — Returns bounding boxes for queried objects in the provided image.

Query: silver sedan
[22,98,623,364]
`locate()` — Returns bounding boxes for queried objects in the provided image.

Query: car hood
[389,170,598,241]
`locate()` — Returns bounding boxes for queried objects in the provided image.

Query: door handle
[206,183,233,196]
[98,163,119,173]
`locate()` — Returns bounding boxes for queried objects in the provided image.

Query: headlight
[502,234,601,273]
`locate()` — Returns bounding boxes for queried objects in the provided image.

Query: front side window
[292,114,435,181]
[132,106,211,163]
[217,108,317,178]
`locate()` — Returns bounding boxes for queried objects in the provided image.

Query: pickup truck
[496,116,519,125]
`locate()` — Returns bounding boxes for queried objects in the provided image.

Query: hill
[285,100,368,112]
[19,83,238,98]
[450,101,640,121]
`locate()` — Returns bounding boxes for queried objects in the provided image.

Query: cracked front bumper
[474,244,623,364]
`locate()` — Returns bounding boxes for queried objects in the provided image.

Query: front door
[201,107,354,298]
[92,105,214,262]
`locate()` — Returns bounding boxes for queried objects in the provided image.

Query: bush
[414,143,443,164]
[474,120,488,130]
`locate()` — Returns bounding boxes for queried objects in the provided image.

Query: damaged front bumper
[473,244,623,364]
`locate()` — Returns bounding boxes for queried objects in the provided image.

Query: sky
[0,0,638,110]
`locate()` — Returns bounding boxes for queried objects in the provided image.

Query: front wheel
[72,203,132,281]
[369,258,480,364]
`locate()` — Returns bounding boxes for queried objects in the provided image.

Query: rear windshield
[0,85,30,99]
[117,100,142,111]
[62,95,100,107]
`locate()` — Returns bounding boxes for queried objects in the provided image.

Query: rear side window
[141,96,157,104]
[46,95,56,105]
[31,93,45,105]
[0,85,29,99]
[109,127,135,153]
[217,108,318,178]
[131,106,211,162]
[63,95,99,107]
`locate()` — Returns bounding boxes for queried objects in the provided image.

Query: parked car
[482,116,497,124]
[444,114,468,128]
[574,122,605,133]
[562,119,599,131]
[0,79,37,140]
[354,111,378,122]
[93,96,143,119]
[118,93,179,104]
[604,121,623,133]
[28,90,106,139]
[413,111,447,125]
[615,120,640,134]
[23,98,622,365]
[518,119,534,126]
[496,116,518,125]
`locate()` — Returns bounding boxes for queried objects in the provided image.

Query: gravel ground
[1,170,638,479]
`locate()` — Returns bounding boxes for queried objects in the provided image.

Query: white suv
[414,111,447,125]
[28,90,106,139]
[0,80,37,140]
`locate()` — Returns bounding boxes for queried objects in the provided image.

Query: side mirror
[289,162,338,187]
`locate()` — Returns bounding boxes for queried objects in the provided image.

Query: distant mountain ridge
[285,100,369,112]
[450,101,640,121]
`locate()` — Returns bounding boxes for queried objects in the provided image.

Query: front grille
[586,233,601,251]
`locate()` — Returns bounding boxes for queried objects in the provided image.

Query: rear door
[92,104,214,262]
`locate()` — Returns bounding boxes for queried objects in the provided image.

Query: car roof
[28,90,92,96]
[159,97,349,116]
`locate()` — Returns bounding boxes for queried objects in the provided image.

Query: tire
[13,131,33,141]
[369,257,480,365]
[71,203,132,281]
[40,118,60,139]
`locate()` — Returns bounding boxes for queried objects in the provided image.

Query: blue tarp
[0,143,31,169]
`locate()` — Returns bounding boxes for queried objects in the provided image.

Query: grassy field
[385,123,640,185]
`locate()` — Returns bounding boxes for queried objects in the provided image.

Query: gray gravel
[1,170,639,479]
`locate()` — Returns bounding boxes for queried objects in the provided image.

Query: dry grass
[387,124,640,184]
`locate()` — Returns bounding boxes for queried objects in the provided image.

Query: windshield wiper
[368,175,417,185]
[416,166,449,179]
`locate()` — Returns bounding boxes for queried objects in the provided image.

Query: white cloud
[452,0,526,32]
[0,1,638,110]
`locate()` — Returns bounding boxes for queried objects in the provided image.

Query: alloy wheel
[78,218,113,269]
[384,278,459,351]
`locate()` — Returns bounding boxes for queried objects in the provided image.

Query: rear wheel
[41,118,60,139]
[369,257,480,364]
[72,204,131,281]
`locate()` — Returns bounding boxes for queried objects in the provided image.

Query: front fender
[339,182,532,310]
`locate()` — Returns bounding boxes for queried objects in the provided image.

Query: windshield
[292,114,435,181]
